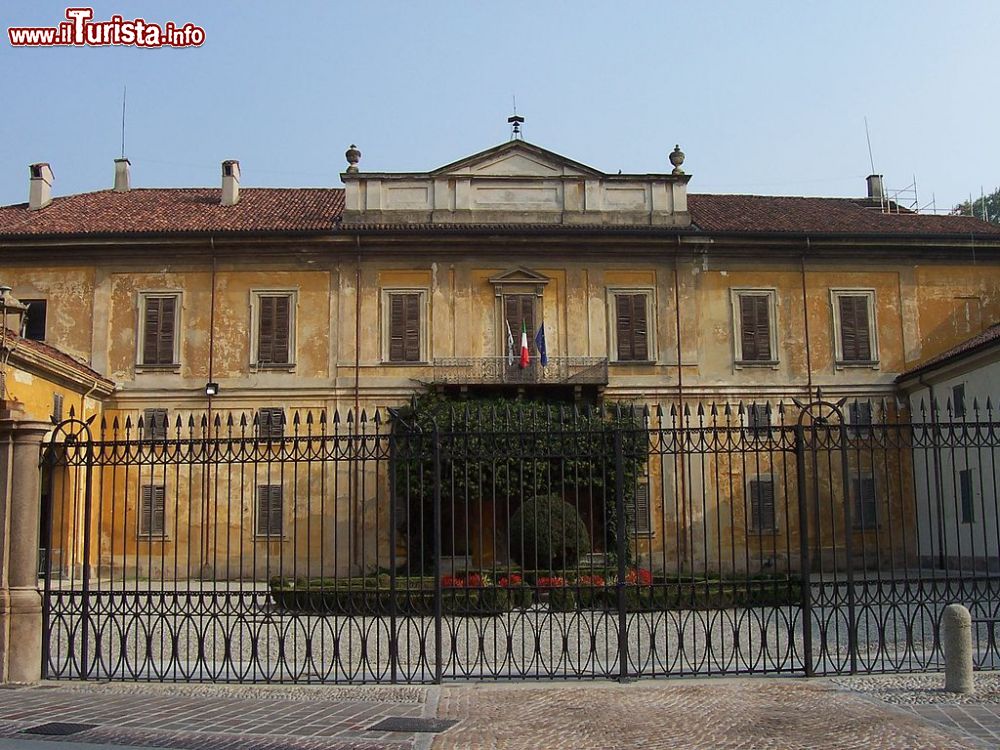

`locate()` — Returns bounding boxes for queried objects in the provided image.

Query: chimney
[28,163,54,210]
[221,160,240,206]
[866,174,885,201]
[113,158,131,192]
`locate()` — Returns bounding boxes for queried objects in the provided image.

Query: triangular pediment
[432,141,603,178]
[489,267,551,286]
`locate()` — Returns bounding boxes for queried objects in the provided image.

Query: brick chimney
[221,160,240,206]
[28,163,53,210]
[114,158,131,192]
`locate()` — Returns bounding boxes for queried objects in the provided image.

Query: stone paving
[0,676,995,749]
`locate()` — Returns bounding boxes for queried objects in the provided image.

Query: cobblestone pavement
[836,673,1000,748]
[0,676,993,750]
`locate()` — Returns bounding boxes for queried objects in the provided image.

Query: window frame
[381,288,429,364]
[250,289,298,371]
[830,288,879,368]
[20,298,47,342]
[138,484,167,538]
[606,286,657,364]
[730,288,779,368]
[747,475,778,533]
[136,291,182,371]
[255,484,284,538]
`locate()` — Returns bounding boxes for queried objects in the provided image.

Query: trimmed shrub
[509,495,591,570]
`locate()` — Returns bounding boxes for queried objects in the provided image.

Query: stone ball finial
[345,144,361,174]
[669,144,685,175]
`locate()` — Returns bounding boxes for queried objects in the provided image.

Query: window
[849,400,873,437]
[732,290,777,364]
[504,293,536,356]
[253,292,294,367]
[952,384,966,418]
[256,485,283,537]
[21,299,46,341]
[853,476,878,529]
[256,407,285,439]
[388,292,422,363]
[749,479,776,532]
[960,469,975,524]
[143,408,168,441]
[747,403,771,436]
[139,485,166,537]
[627,480,652,534]
[613,293,650,362]
[138,293,180,366]
[832,290,877,364]
[51,393,63,423]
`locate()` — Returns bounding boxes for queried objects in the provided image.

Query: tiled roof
[897,323,1000,381]
[0,188,345,236]
[0,187,998,239]
[688,195,1000,236]
[3,327,114,387]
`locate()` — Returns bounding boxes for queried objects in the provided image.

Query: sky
[1,1,997,211]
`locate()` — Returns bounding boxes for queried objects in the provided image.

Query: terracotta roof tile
[897,323,1000,381]
[3,327,114,387]
[0,188,345,236]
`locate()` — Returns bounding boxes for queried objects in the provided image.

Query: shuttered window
[257,407,285,439]
[748,403,771,436]
[503,294,535,355]
[256,485,283,537]
[849,401,873,437]
[257,295,291,365]
[140,485,166,537]
[143,408,168,441]
[388,293,422,363]
[626,481,652,534]
[837,294,873,362]
[51,393,63,423]
[141,295,178,366]
[615,293,649,362]
[853,477,878,529]
[960,469,975,523]
[749,479,776,532]
[738,294,772,361]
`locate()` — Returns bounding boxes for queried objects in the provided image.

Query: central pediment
[341,139,691,228]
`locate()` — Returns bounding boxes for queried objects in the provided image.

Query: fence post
[613,426,629,682]
[387,429,398,685]
[0,406,51,684]
[794,425,814,677]
[431,423,443,684]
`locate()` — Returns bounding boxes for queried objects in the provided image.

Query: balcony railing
[431,357,609,386]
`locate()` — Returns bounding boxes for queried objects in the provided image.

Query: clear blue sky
[1,1,997,210]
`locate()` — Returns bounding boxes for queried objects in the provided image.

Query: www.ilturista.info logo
[8,7,205,48]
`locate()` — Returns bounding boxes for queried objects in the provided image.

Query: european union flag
[534,324,548,366]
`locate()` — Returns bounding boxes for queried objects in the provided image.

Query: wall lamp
[205,382,220,397]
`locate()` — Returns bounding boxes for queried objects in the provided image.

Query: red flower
[625,568,653,585]
[576,574,606,587]
[465,573,483,587]
[536,576,566,588]
[442,575,464,588]
[499,574,523,588]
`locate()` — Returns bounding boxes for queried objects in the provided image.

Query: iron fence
[39,396,1000,682]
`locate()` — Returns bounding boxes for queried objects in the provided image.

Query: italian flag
[519,321,530,368]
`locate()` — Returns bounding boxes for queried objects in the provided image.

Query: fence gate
[40,399,1000,682]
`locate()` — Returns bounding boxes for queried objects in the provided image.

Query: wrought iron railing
[431,356,608,386]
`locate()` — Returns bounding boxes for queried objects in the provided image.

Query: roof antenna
[507,95,524,141]
[864,116,884,212]
[120,83,127,159]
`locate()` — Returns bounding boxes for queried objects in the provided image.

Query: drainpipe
[673,240,688,569]
[353,236,362,573]
[800,240,814,401]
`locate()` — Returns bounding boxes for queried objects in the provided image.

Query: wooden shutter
[258,485,283,536]
[143,408,168,440]
[257,407,284,439]
[750,480,775,531]
[627,482,652,533]
[616,294,648,361]
[853,477,877,528]
[141,485,165,536]
[739,295,771,361]
[839,295,872,362]
[388,294,421,363]
[257,296,291,365]
[51,393,63,422]
[142,296,176,366]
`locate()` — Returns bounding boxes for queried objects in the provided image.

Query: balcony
[430,357,609,386]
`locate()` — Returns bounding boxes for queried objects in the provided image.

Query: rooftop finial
[345,144,361,173]
[507,96,524,140]
[669,144,685,175]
